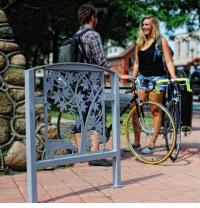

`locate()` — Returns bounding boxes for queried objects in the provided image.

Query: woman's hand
[118,74,134,79]
[170,75,177,81]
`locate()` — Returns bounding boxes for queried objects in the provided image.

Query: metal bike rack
[25,63,121,202]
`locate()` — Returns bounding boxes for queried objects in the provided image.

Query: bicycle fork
[135,98,153,134]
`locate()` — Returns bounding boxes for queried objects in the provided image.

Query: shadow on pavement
[178,142,200,161]
[121,141,200,168]
[43,173,164,203]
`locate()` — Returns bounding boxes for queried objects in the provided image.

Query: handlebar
[123,77,192,94]
[155,78,192,93]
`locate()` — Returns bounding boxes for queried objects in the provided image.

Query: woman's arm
[132,46,139,78]
[118,45,139,80]
[161,37,176,79]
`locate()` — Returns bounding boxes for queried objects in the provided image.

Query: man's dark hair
[78,3,97,25]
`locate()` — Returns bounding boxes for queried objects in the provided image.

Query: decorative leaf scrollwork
[45,70,106,154]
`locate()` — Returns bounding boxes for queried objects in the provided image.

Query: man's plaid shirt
[76,25,110,68]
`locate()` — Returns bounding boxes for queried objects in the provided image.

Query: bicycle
[121,78,177,165]
[156,77,192,161]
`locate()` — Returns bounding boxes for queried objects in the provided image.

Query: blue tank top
[138,41,166,76]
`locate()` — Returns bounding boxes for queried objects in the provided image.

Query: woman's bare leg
[148,91,164,147]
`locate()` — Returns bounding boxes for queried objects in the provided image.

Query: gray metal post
[111,72,122,188]
[25,70,38,202]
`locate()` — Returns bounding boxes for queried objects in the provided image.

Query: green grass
[49,107,131,137]
[0,168,17,176]
[50,111,76,120]
[105,108,130,136]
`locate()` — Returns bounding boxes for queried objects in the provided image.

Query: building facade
[174,30,200,66]
[107,43,135,84]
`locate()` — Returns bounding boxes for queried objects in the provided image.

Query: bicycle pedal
[181,126,192,135]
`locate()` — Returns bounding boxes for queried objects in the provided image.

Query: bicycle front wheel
[125,101,176,165]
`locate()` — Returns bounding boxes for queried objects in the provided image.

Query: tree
[3,0,199,67]
[2,0,132,67]
[117,0,200,39]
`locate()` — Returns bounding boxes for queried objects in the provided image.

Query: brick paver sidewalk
[0,112,200,203]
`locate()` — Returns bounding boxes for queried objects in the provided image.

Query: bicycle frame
[124,78,177,164]
[106,77,192,143]
[166,82,182,126]
[105,78,162,140]
[105,86,141,141]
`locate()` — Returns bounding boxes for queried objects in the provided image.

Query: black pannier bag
[181,90,193,128]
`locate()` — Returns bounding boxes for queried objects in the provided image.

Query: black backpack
[153,37,174,71]
[58,28,93,63]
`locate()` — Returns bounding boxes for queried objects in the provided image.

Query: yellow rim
[124,101,177,165]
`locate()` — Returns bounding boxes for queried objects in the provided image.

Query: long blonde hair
[136,15,161,50]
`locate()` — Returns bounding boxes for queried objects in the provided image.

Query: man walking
[73,3,112,166]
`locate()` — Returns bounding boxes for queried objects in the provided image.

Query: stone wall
[0,9,27,171]
[0,9,56,171]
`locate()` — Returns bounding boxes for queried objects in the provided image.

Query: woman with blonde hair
[121,15,176,154]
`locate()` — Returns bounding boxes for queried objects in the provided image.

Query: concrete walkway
[0,112,200,203]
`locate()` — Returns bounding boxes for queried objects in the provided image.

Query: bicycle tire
[165,68,186,161]
[166,101,181,161]
[176,69,187,78]
[125,101,177,165]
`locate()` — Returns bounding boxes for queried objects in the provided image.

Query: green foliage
[2,1,199,67]
[117,0,200,39]
[4,0,132,66]
[0,168,16,176]
[50,111,76,120]
[1,150,8,157]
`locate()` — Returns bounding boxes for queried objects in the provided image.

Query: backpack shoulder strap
[73,28,94,38]
[155,37,163,52]
[60,28,94,46]
[74,28,94,63]
[153,37,163,62]
[156,36,174,56]
[153,37,167,71]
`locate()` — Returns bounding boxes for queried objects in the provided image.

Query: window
[177,41,181,56]
[108,48,112,54]
[128,57,134,67]
[186,41,190,56]
[198,40,200,55]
